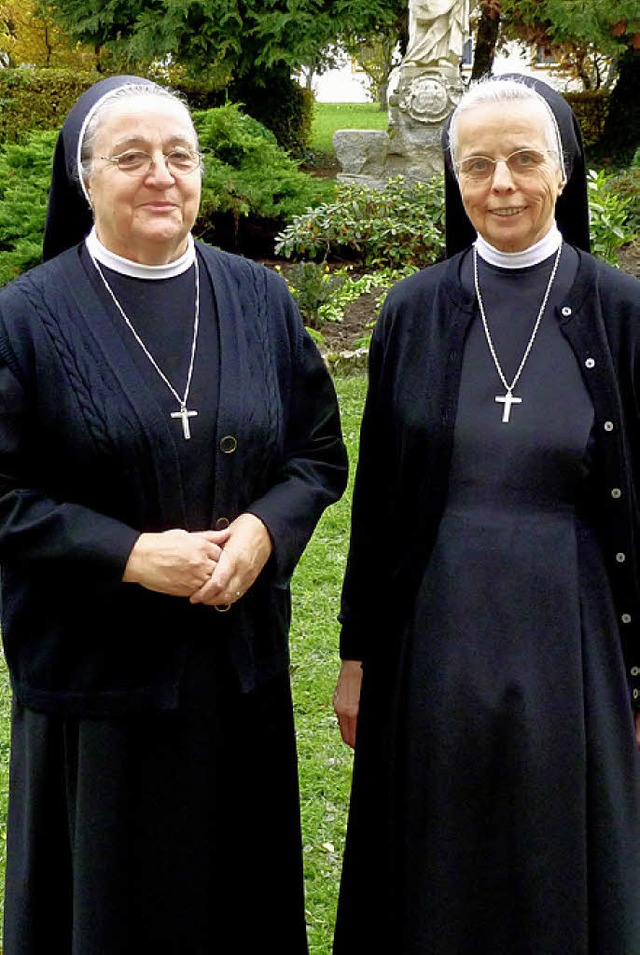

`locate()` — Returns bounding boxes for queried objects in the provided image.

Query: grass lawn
[309,102,390,164]
[0,374,367,954]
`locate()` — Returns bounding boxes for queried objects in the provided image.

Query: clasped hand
[123,513,272,607]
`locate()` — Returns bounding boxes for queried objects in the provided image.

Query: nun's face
[456,100,564,253]
[85,98,201,265]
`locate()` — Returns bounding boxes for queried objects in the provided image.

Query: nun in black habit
[0,77,347,954]
[333,75,640,954]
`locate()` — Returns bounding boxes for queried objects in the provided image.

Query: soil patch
[259,240,640,354]
[616,239,640,280]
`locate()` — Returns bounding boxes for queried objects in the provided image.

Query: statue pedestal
[334,66,465,188]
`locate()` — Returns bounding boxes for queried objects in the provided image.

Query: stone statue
[334,0,476,185]
[405,0,474,71]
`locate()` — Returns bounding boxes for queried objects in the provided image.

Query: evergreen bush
[194,104,334,232]
[229,73,313,158]
[0,130,57,286]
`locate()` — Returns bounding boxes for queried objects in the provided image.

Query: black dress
[334,249,640,954]
[3,253,309,954]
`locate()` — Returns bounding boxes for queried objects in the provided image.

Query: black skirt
[3,639,308,954]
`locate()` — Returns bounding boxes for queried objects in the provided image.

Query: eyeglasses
[98,148,203,177]
[456,148,556,182]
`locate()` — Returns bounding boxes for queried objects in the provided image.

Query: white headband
[76,86,126,206]
[76,82,162,206]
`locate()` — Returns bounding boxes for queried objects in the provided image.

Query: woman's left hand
[189,513,273,606]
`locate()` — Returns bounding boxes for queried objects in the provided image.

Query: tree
[343,32,401,110]
[0,0,97,68]
[499,0,640,162]
[471,0,501,81]
[39,0,405,152]
[343,0,408,110]
[40,0,402,86]
[297,45,344,94]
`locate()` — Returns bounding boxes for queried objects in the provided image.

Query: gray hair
[448,78,566,181]
[77,83,199,200]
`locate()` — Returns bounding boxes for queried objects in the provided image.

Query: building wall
[309,41,581,103]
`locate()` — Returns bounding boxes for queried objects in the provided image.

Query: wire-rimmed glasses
[456,148,556,182]
[98,148,204,177]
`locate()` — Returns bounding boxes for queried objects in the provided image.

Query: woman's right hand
[122,528,230,597]
[333,659,364,749]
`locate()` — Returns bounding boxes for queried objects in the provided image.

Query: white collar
[85,227,195,279]
[474,225,563,269]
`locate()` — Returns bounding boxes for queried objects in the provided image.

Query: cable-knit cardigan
[339,248,640,709]
[0,242,347,716]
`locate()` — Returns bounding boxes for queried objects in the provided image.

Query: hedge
[0,67,312,156]
[564,89,610,148]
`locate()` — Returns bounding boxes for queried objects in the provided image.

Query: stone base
[332,129,392,184]
[333,67,466,188]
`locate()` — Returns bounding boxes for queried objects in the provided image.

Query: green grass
[290,375,366,952]
[0,374,367,953]
[309,102,390,164]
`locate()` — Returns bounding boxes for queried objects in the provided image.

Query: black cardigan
[0,242,348,715]
[339,248,640,708]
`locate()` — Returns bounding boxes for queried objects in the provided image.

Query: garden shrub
[194,104,335,233]
[587,168,636,265]
[0,130,57,286]
[285,262,346,329]
[602,166,640,239]
[275,176,446,269]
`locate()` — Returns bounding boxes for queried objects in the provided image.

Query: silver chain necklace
[90,253,201,439]
[473,241,562,423]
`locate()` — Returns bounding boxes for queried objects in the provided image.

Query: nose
[490,158,516,190]
[145,154,176,185]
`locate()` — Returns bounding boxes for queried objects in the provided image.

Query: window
[533,44,560,67]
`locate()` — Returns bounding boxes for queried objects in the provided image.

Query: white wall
[307,40,582,103]
[310,64,372,103]
[489,41,583,92]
